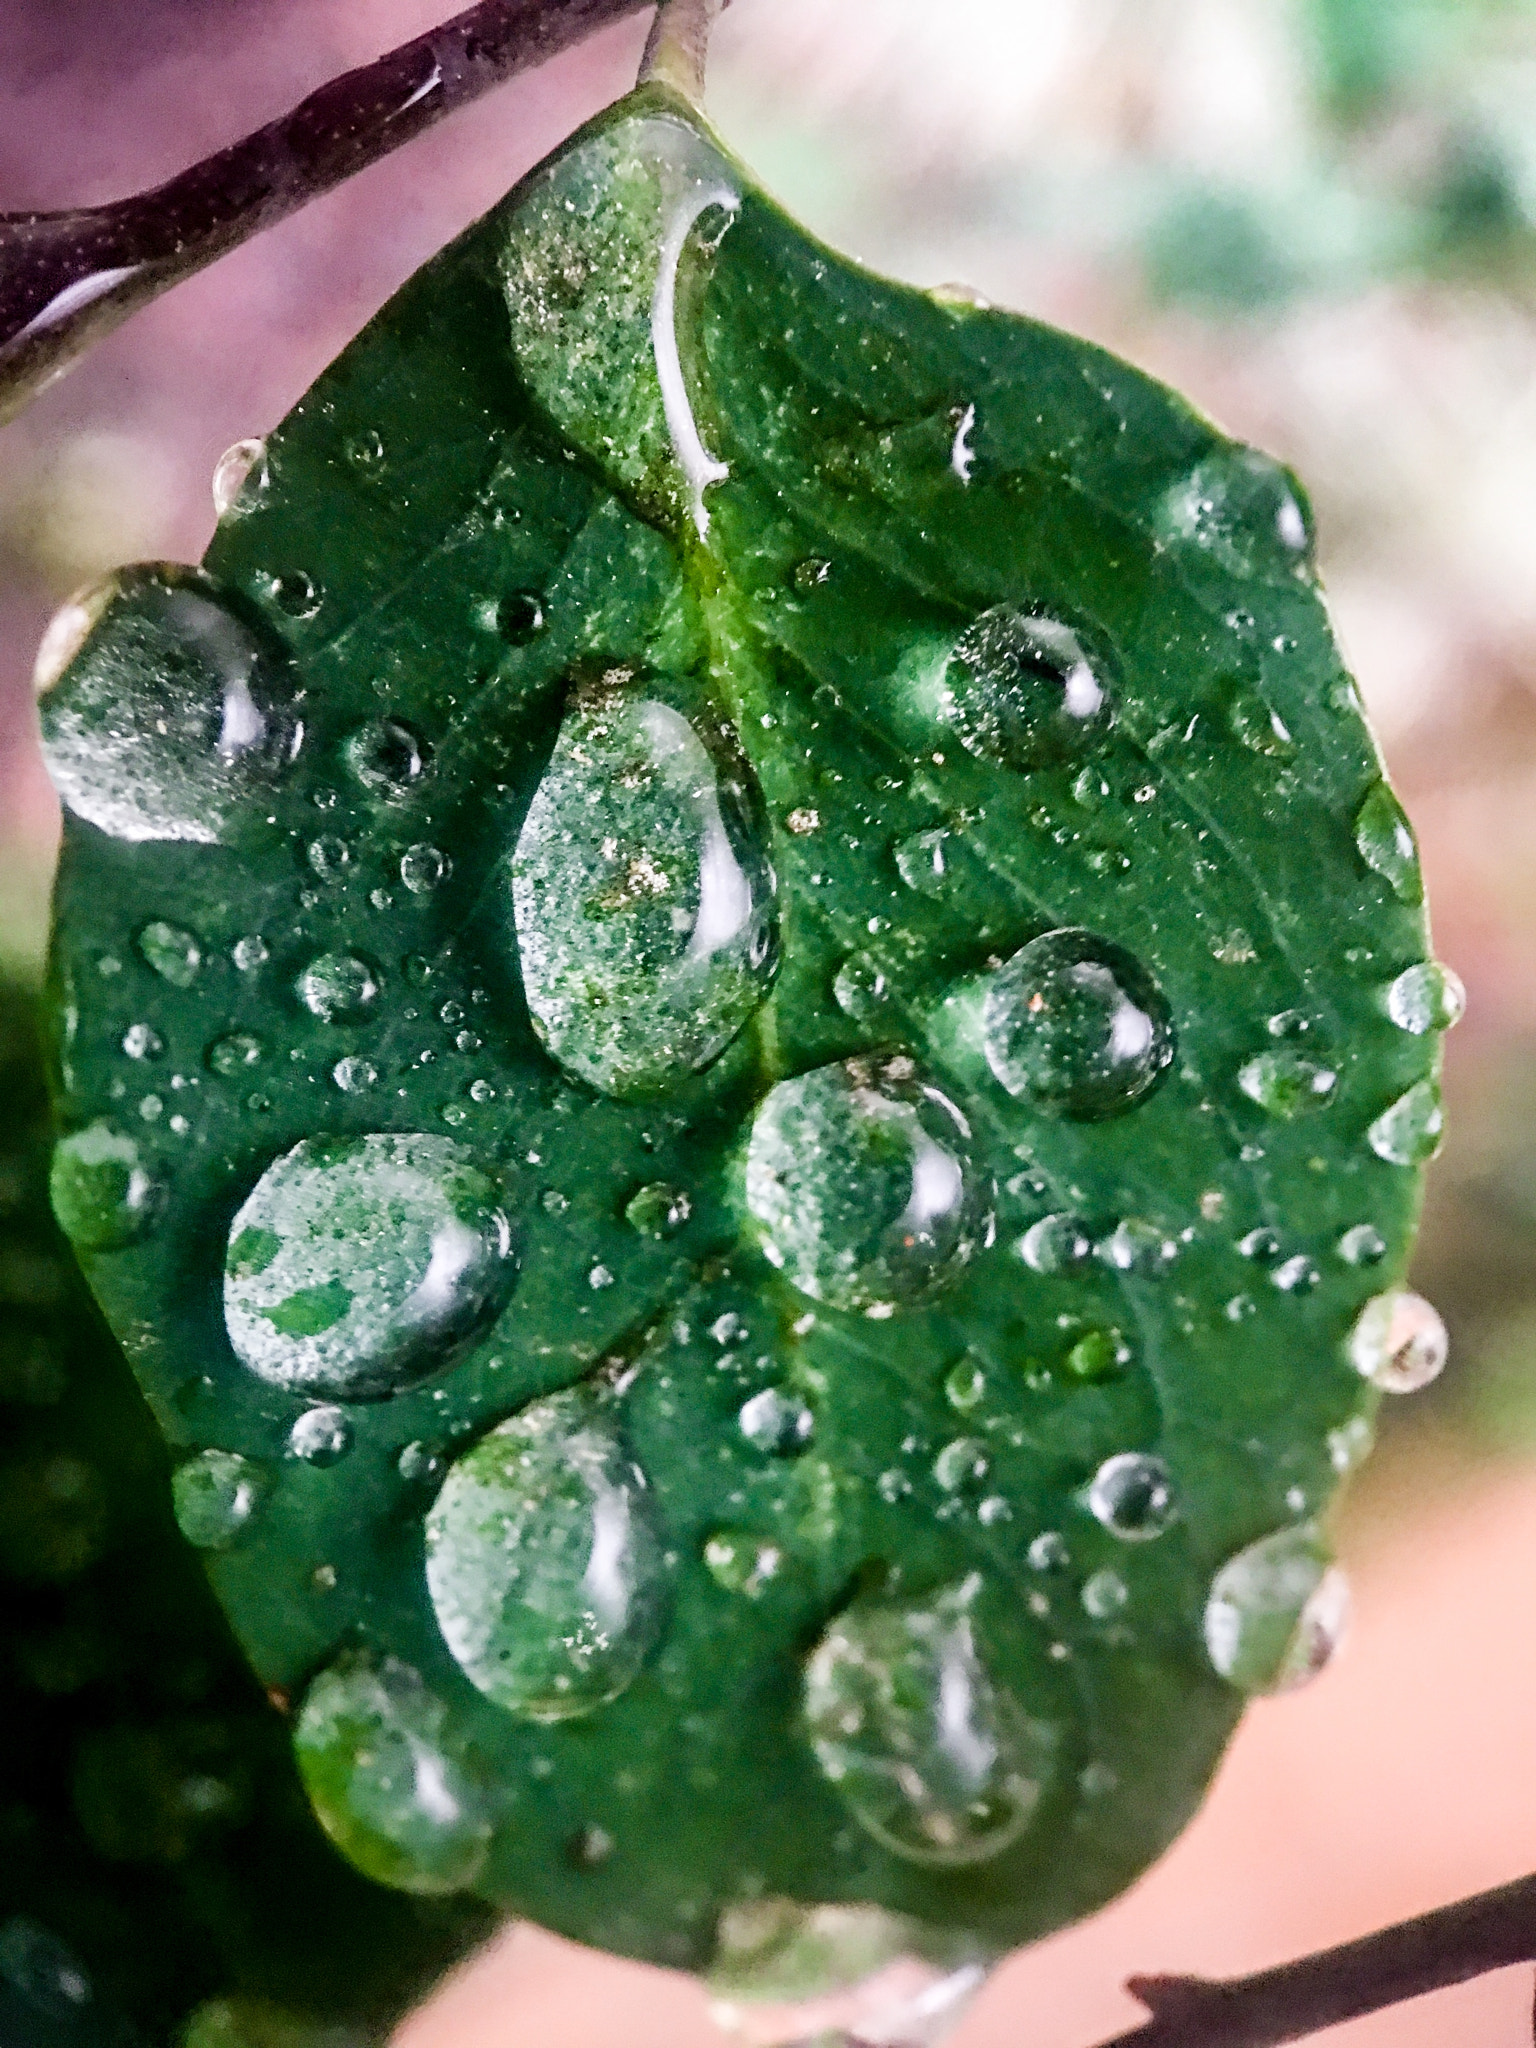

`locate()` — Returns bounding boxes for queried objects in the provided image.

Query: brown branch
[1092,1870,1536,2047]
[0,0,655,429]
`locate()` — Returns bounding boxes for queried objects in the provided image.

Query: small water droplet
[1272,1254,1319,1293]
[50,1123,163,1249]
[1096,1217,1177,1275]
[137,920,201,987]
[0,1919,93,2019]
[1385,962,1465,1035]
[738,1387,814,1455]
[307,835,351,878]
[332,1055,378,1094]
[934,1437,989,1492]
[1348,1289,1447,1393]
[1237,1049,1336,1118]
[1028,1531,1070,1572]
[1337,1222,1386,1266]
[1354,783,1422,904]
[206,1032,263,1078]
[1081,1568,1127,1620]
[983,928,1173,1121]
[496,590,547,643]
[297,952,381,1022]
[1238,1227,1281,1263]
[587,1263,615,1290]
[401,843,451,894]
[803,1579,1053,1865]
[346,717,429,796]
[894,828,950,895]
[944,1359,987,1413]
[784,805,820,835]
[1366,1079,1443,1165]
[1204,1525,1349,1693]
[1018,1212,1092,1274]
[211,437,268,517]
[1328,1413,1374,1473]
[625,1181,691,1238]
[344,428,387,473]
[293,1652,490,1892]
[398,1440,444,1486]
[935,608,1109,768]
[744,1054,990,1312]
[171,1449,268,1549]
[703,1528,784,1596]
[832,951,891,1021]
[224,1133,516,1399]
[232,934,269,972]
[1064,1328,1125,1381]
[425,1387,664,1721]
[121,1022,163,1061]
[1229,688,1294,758]
[1158,446,1313,579]
[793,557,832,592]
[260,569,321,621]
[288,1405,353,1465]
[1085,1452,1176,1541]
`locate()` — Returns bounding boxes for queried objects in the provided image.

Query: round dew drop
[1348,1289,1447,1394]
[171,1449,268,1550]
[832,951,891,1022]
[1018,1212,1091,1275]
[297,952,381,1023]
[293,1653,490,1894]
[803,1579,1053,1866]
[743,1054,991,1313]
[936,607,1110,769]
[1203,1525,1349,1693]
[1156,446,1313,581]
[345,717,429,796]
[50,1123,163,1250]
[1385,962,1465,1036]
[983,928,1173,1121]
[1085,1452,1177,1541]
[288,1405,353,1466]
[223,1133,516,1400]
[738,1387,814,1455]
[138,920,201,987]
[425,1387,664,1721]
[1237,1049,1336,1119]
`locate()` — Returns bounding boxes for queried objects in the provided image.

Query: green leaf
[39,82,1449,1998]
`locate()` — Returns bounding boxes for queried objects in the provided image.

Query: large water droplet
[49,1123,163,1249]
[171,1449,269,1549]
[744,1055,990,1313]
[1348,1289,1447,1392]
[425,1386,664,1721]
[934,608,1109,769]
[292,1653,490,1894]
[1354,783,1422,904]
[297,952,381,1023]
[512,677,777,1096]
[1366,1079,1443,1166]
[1157,446,1313,580]
[803,1579,1053,1866]
[983,928,1173,1121]
[1385,962,1465,1035]
[36,564,301,843]
[1203,1525,1349,1693]
[1237,1049,1337,1119]
[1085,1452,1177,1540]
[224,1134,516,1400]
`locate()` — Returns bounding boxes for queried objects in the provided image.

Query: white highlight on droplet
[951,404,977,484]
[651,162,741,539]
[7,265,142,351]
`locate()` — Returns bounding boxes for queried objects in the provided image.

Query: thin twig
[1093,1870,1536,2047]
[638,0,727,100]
[0,0,653,429]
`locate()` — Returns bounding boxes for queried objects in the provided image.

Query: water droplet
[1096,1217,1177,1275]
[496,590,546,643]
[935,608,1109,768]
[587,1263,615,1290]
[260,569,321,621]
[288,1405,353,1465]
[332,1055,378,1093]
[1354,782,1422,904]
[50,1123,163,1249]
[207,1031,263,1077]
[1328,1413,1374,1473]
[137,920,201,987]
[1229,688,1294,758]
[703,1529,784,1596]
[832,951,891,1021]
[0,1919,93,2019]
[211,437,267,517]
[1085,1453,1176,1540]
[894,828,950,895]
[425,1387,664,1721]
[511,678,778,1096]
[346,717,429,797]
[307,834,351,878]
[625,1181,691,1238]
[1158,446,1312,579]
[232,934,268,972]
[934,1437,989,1492]
[803,1579,1053,1866]
[1028,1531,1070,1572]
[1385,961,1465,1035]
[1348,1289,1447,1393]
[738,1387,814,1455]
[36,564,301,842]
[1273,1254,1319,1293]
[1018,1211,1092,1274]
[1204,1525,1349,1693]
[293,1653,490,1893]
[1064,1328,1126,1381]
[1238,1227,1281,1263]
[1081,1568,1127,1620]
[983,928,1174,1121]
[297,952,381,1022]
[224,1133,516,1399]
[398,1440,444,1486]
[400,843,451,894]
[744,1055,990,1312]
[344,428,387,473]
[1338,1222,1386,1266]
[171,1449,268,1549]
[1366,1079,1443,1166]
[121,1022,163,1061]
[1237,1049,1336,1118]
[944,1359,987,1412]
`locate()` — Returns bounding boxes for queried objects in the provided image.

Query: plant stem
[1092,1870,1536,2047]
[0,0,653,430]
[638,0,727,100]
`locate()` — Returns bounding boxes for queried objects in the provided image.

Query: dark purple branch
[0,0,652,428]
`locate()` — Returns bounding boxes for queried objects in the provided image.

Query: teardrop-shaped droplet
[49,1123,164,1250]
[224,1134,516,1400]
[1203,1525,1349,1693]
[1348,1289,1447,1393]
[935,608,1109,768]
[292,1653,490,1894]
[511,678,777,1096]
[211,437,268,519]
[894,827,950,895]
[803,1579,1054,1866]
[1385,961,1465,1035]
[171,1449,269,1550]
[744,1054,990,1313]
[1228,687,1295,758]
[1354,783,1422,904]
[1085,1452,1177,1540]
[983,928,1173,1121]
[137,920,201,987]
[1237,1049,1337,1119]
[36,563,301,843]
[287,1404,353,1466]
[1366,1079,1443,1166]
[425,1387,664,1721]
[1157,446,1313,580]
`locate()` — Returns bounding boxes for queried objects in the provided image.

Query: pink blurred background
[7,2,1536,2042]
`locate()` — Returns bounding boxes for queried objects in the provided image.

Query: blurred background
[5,0,1536,2041]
